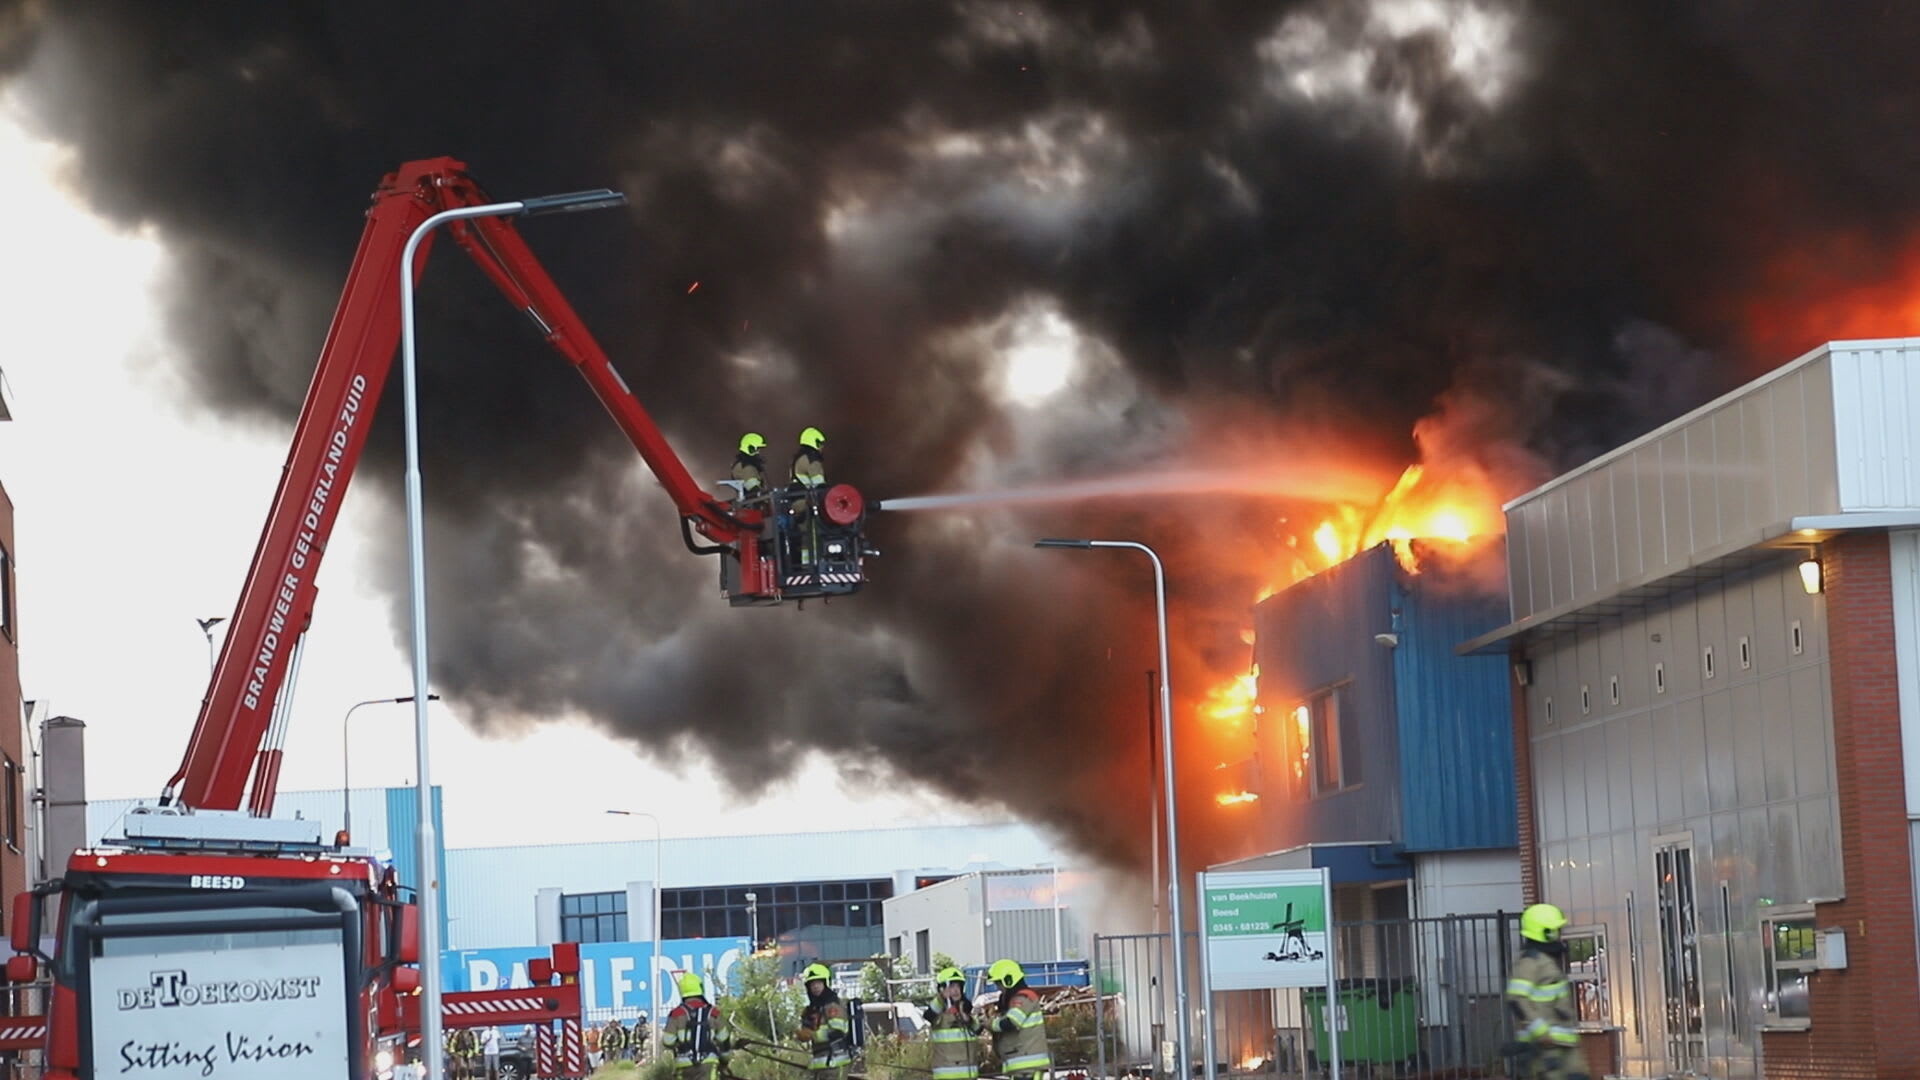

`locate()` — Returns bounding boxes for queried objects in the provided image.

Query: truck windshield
[94,905,341,959]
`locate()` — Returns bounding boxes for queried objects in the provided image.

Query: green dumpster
[1302,979,1418,1065]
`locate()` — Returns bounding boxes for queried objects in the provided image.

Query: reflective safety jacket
[733,451,766,493]
[801,997,853,1070]
[1506,947,1581,1050]
[600,1022,629,1054]
[927,1000,982,1080]
[791,447,826,489]
[991,987,1050,1076]
[667,998,732,1066]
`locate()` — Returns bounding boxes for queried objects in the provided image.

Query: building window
[1564,928,1611,1025]
[1762,908,1816,1029]
[560,891,629,944]
[1289,686,1352,798]
[915,929,931,973]
[659,878,892,946]
[1,757,16,852]
[0,545,11,640]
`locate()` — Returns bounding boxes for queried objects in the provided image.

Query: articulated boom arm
[166,156,751,814]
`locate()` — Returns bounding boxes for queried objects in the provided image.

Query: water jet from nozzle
[876,465,1388,512]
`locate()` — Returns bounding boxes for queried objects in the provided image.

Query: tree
[858,953,920,1003]
[724,952,805,1041]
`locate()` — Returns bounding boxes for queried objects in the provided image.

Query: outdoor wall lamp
[1799,553,1823,595]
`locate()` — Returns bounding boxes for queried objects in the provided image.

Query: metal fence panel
[1095,912,1520,1079]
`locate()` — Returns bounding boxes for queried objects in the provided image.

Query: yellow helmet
[739,433,767,454]
[1520,903,1569,944]
[799,427,826,450]
[987,959,1024,990]
[801,962,832,986]
[678,973,706,998]
[936,967,966,986]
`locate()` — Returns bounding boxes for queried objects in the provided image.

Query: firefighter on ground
[600,1017,629,1064]
[795,962,852,1080]
[923,966,982,1080]
[987,960,1050,1080]
[666,973,732,1080]
[786,427,828,564]
[732,432,768,501]
[1506,903,1589,1080]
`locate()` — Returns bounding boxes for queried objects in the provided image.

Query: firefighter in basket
[667,972,733,1080]
[923,966,982,1080]
[987,960,1051,1080]
[795,962,852,1080]
[732,432,768,502]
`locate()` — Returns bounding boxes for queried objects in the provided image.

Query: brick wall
[1762,533,1920,1079]
[1510,664,1539,906]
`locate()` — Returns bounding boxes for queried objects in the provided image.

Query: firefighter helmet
[1520,903,1569,944]
[937,967,966,987]
[987,959,1025,990]
[678,973,706,998]
[800,426,826,450]
[739,432,767,454]
[801,962,833,986]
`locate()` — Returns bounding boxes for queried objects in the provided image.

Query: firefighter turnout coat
[667,996,731,1073]
[991,987,1051,1078]
[927,1000,982,1080]
[800,996,853,1074]
[1505,946,1589,1078]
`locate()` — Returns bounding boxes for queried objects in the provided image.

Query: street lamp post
[340,694,438,845]
[745,892,760,949]
[400,186,627,1080]
[1035,538,1190,1080]
[196,617,226,674]
[607,809,665,1058]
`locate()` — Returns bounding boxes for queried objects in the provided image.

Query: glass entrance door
[1654,836,1706,1073]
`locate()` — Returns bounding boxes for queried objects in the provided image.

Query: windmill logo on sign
[1261,903,1324,964]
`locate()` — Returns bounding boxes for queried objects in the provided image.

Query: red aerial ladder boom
[162,156,870,815]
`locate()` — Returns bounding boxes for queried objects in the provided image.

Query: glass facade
[561,890,630,944]
[661,878,893,965]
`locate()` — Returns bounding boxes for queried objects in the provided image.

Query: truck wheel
[498,1059,525,1080]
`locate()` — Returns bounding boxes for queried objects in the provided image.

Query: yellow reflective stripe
[1006,1054,1052,1070]
[1522,1018,1550,1040]
[1506,978,1536,998]
[932,1069,977,1079]
[1548,1026,1580,1047]
[932,1031,973,1042]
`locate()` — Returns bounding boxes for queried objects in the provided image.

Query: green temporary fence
[1302,979,1418,1065]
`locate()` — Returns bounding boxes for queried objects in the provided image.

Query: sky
[0,95,993,850]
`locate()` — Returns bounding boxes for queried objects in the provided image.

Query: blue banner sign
[443,938,752,1015]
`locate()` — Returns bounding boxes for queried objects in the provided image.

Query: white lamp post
[399,186,626,1080]
[1035,538,1189,1079]
[608,808,666,1058]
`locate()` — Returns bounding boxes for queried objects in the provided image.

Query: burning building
[1465,338,1920,1077]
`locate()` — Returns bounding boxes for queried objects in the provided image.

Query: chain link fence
[1094,913,1521,1079]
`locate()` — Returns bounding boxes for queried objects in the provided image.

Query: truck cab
[12,809,417,1080]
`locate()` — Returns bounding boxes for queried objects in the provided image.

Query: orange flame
[1197,413,1511,766]
[1215,791,1259,806]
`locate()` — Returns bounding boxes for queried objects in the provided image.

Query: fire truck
[0,157,873,1079]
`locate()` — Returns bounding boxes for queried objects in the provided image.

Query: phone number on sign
[1210,922,1276,934]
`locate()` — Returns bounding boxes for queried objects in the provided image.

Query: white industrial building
[88,785,1073,967]
[880,868,1095,972]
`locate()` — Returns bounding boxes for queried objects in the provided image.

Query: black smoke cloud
[7,1,1920,867]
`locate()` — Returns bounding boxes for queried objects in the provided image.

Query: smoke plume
[7,1,1920,868]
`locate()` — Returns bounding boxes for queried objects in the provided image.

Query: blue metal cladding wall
[386,784,451,944]
[1390,562,1516,852]
[1250,544,1402,849]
